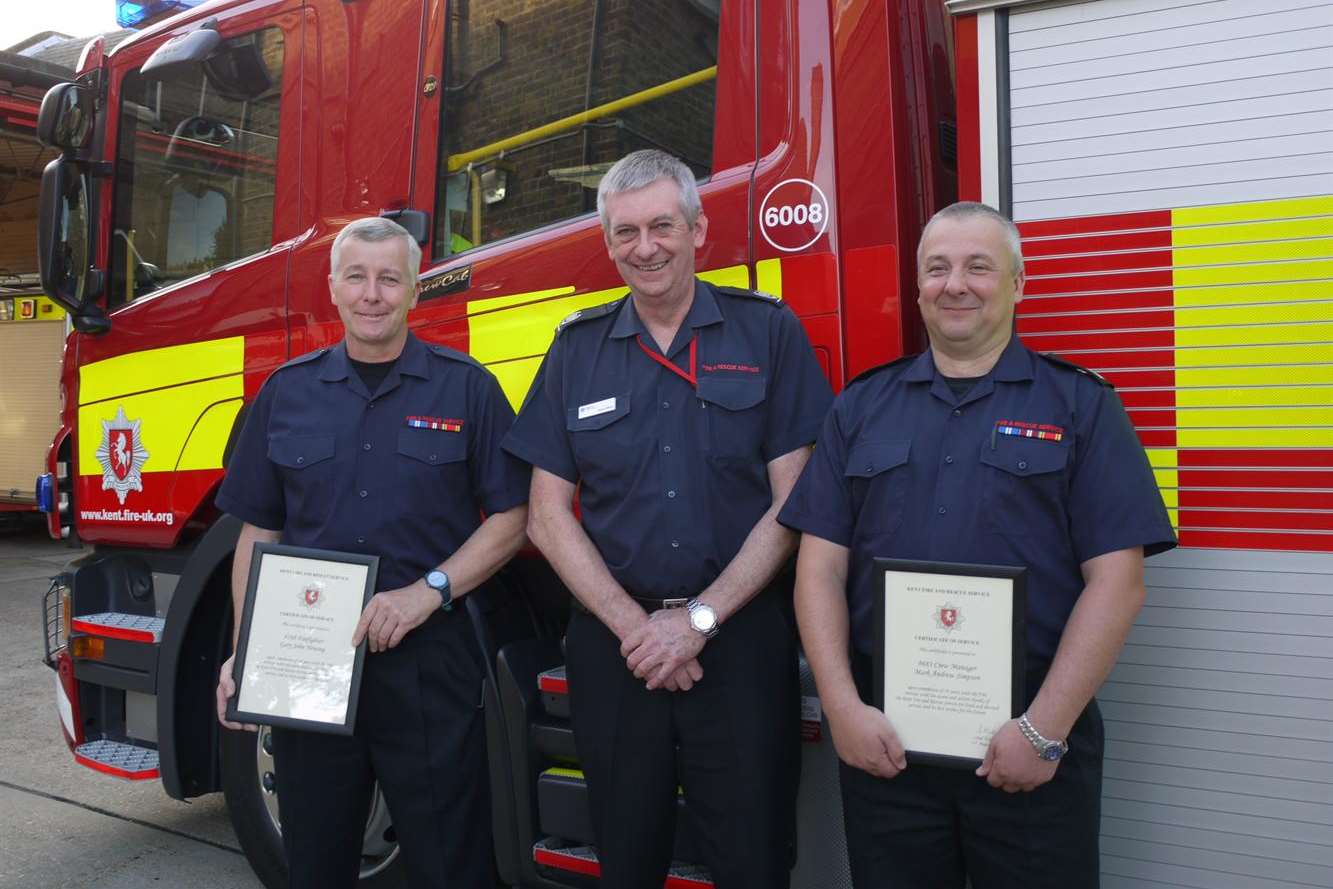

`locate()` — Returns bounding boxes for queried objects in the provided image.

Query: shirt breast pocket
[397,428,469,513]
[697,376,766,459]
[566,392,633,465]
[268,433,337,516]
[845,439,910,538]
[978,437,1070,536]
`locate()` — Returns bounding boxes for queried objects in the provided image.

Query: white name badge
[578,397,617,419]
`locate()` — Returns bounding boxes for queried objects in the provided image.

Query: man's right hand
[828,701,906,778]
[660,658,704,692]
[216,654,258,732]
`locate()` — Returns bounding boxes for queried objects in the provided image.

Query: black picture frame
[872,558,1026,769]
[225,542,378,735]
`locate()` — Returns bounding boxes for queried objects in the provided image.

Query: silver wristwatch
[686,599,719,638]
[1017,713,1068,761]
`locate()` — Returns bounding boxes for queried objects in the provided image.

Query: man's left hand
[976,718,1059,792]
[352,581,440,653]
[620,608,706,690]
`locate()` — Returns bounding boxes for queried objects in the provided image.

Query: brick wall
[435,0,718,253]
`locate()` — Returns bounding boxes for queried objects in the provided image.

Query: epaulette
[427,343,484,369]
[274,347,327,372]
[1037,352,1113,387]
[555,298,623,336]
[847,353,920,388]
[714,285,781,304]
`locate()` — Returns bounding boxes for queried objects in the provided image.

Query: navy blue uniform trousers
[565,592,801,889]
[271,610,491,889]
[840,656,1103,889]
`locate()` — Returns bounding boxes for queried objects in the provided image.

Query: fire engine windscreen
[109,28,285,305]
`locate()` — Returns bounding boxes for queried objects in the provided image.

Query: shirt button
[296,456,304,464]
[1018,460,1028,470]
[356,536,366,544]
[938,506,947,515]
[952,408,962,417]
[363,443,371,451]
[663,445,672,454]
[865,464,874,472]
[359,490,368,498]
[662,401,670,409]
[671,540,680,548]
[944,455,954,464]
[430,454,438,462]
[667,490,677,498]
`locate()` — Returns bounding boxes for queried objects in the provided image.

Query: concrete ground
[0,519,262,889]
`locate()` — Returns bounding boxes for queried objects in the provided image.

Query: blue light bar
[35,473,54,513]
[116,0,206,29]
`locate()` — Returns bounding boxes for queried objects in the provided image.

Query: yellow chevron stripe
[79,337,244,405]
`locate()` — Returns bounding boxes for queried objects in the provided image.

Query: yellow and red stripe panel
[75,336,249,544]
[1017,195,1333,553]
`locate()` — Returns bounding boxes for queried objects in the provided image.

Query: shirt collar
[903,334,1034,384]
[318,331,429,382]
[608,278,723,341]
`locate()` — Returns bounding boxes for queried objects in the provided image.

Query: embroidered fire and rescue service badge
[933,604,964,632]
[95,406,150,505]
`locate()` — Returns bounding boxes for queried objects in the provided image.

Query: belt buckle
[661,597,689,609]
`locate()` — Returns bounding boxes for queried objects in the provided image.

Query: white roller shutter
[1008,0,1333,220]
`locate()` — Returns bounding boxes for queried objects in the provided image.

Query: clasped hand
[619,608,705,691]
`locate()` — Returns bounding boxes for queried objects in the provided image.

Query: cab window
[432,0,720,260]
[109,28,285,304]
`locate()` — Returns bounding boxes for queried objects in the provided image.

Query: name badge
[578,397,617,419]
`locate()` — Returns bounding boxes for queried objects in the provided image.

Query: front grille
[43,576,68,667]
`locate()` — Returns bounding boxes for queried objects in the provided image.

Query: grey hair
[917,201,1024,276]
[330,217,422,285]
[596,149,702,233]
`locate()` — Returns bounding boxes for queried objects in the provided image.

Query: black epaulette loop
[556,298,623,336]
[1037,353,1113,387]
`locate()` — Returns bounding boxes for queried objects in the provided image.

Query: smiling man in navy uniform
[779,202,1176,888]
[502,150,832,889]
[213,217,529,889]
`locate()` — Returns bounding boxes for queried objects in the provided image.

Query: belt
[570,594,691,615]
[632,595,690,612]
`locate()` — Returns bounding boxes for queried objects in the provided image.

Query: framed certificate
[226,543,378,735]
[872,559,1026,768]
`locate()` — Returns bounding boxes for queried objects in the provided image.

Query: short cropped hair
[596,149,702,233]
[331,217,422,286]
[917,202,1024,276]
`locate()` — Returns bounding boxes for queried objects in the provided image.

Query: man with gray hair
[214,216,530,888]
[780,202,1175,887]
[503,149,832,888]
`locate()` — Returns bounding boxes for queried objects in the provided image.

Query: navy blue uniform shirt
[503,279,833,598]
[778,335,1176,663]
[217,332,530,592]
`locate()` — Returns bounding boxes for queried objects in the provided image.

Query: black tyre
[220,724,405,888]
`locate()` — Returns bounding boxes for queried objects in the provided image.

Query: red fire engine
[35,0,1332,887]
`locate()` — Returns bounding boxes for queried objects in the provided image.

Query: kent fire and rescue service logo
[95,407,150,504]
[933,604,964,632]
[301,584,323,608]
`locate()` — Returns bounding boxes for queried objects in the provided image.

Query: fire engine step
[533,837,713,888]
[73,738,160,780]
[538,665,569,718]
[538,767,705,862]
[70,612,165,643]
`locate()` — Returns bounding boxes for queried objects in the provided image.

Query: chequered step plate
[73,738,160,780]
[71,612,165,643]
[533,837,712,888]
[538,665,568,694]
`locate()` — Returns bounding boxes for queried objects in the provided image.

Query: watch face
[426,570,448,590]
[1040,744,1063,761]
[691,606,716,632]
